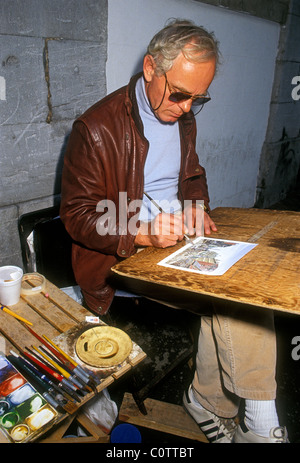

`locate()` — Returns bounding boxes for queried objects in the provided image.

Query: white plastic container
[0,266,23,306]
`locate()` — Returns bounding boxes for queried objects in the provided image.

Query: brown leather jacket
[60,73,210,314]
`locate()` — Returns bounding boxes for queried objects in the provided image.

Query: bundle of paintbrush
[7,325,99,414]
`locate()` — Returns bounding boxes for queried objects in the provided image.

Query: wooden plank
[40,435,108,443]
[15,277,91,332]
[129,351,147,367]
[39,412,110,443]
[112,208,300,315]
[20,293,81,333]
[0,432,10,444]
[206,208,300,244]
[39,279,89,323]
[0,278,92,352]
[0,333,15,356]
[112,363,132,379]
[119,393,208,443]
[76,410,110,439]
[40,414,75,441]
[0,275,146,443]
[0,310,39,353]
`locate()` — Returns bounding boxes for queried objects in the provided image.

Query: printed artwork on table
[158,237,257,276]
[0,354,58,443]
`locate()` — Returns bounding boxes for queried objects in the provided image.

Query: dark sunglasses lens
[192,97,211,106]
[169,92,211,106]
[169,92,187,103]
[192,105,204,115]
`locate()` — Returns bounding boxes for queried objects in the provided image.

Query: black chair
[18,205,76,288]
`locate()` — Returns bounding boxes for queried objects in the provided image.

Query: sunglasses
[165,73,211,107]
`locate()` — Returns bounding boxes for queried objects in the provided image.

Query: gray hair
[146,19,220,76]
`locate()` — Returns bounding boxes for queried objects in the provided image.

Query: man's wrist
[193,202,210,214]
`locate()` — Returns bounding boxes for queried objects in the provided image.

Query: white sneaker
[183,386,237,443]
[233,420,289,443]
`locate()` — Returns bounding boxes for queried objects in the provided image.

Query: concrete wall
[196,0,289,23]
[0,0,107,266]
[255,0,300,207]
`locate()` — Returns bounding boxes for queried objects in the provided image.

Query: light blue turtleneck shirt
[135,76,182,221]
[116,78,182,298]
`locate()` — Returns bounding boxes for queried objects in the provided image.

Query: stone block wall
[195,0,289,24]
[255,0,300,207]
[0,0,107,267]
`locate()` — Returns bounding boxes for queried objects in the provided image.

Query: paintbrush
[32,345,87,393]
[8,351,63,411]
[38,345,89,393]
[0,305,33,325]
[143,191,194,244]
[24,347,81,400]
[23,324,96,390]
[42,334,98,386]
[18,351,72,405]
[15,350,81,412]
[24,347,81,402]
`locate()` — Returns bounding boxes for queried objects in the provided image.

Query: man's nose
[178,99,193,113]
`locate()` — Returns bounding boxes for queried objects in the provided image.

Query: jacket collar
[126,72,144,134]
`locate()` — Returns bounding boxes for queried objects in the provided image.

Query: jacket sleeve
[60,121,135,257]
[181,167,211,210]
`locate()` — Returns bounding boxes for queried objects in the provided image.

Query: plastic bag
[78,389,118,435]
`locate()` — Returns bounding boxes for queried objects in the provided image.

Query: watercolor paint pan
[0,353,58,443]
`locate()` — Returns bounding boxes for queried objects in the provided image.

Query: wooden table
[112,207,300,316]
[0,276,146,443]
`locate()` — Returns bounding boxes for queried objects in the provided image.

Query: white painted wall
[106,0,280,208]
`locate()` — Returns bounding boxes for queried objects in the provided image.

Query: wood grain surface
[112,208,300,315]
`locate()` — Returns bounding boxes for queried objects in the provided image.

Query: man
[60,19,288,443]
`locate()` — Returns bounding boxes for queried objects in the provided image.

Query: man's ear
[143,54,156,82]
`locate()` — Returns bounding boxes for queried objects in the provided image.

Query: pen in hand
[143,191,193,244]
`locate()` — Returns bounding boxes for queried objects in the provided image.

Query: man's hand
[204,212,218,235]
[134,212,186,248]
[134,205,218,249]
[184,203,217,237]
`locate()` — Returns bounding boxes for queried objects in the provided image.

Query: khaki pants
[192,301,277,418]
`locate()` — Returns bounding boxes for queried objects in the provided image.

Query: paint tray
[0,353,58,443]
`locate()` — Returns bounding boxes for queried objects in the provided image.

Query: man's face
[143,52,216,123]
